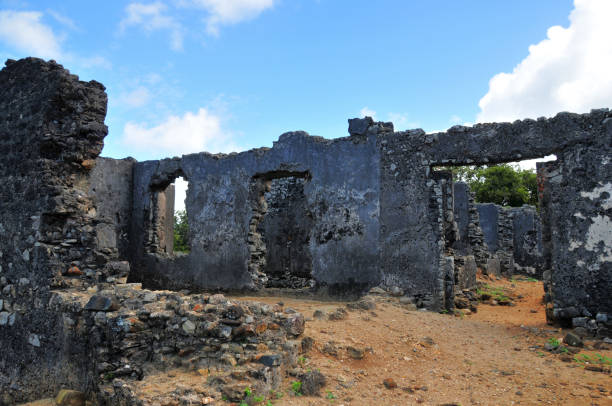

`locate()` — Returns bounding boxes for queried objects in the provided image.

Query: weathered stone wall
[378,128,447,309]
[471,203,543,278]
[0,58,108,403]
[510,205,544,278]
[476,204,500,253]
[255,175,314,288]
[0,58,306,404]
[452,182,471,254]
[476,203,514,276]
[429,171,452,309]
[125,112,612,318]
[82,287,304,405]
[537,119,612,330]
[89,157,135,262]
[129,128,383,296]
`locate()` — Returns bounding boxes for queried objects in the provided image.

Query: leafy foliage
[547,337,560,349]
[573,353,612,366]
[173,209,190,253]
[446,164,538,207]
[291,381,303,396]
[476,284,511,302]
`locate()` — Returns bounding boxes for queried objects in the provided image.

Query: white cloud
[0,10,111,70]
[144,72,163,84]
[174,176,188,212]
[0,10,63,59]
[120,86,152,108]
[47,9,78,30]
[122,107,240,156]
[517,154,558,171]
[120,2,184,51]
[359,107,376,120]
[387,112,419,131]
[450,115,462,124]
[358,109,420,130]
[80,55,112,69]
[186,0,276,35]
[477,0,612,123]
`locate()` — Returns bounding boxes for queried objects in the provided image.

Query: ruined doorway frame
[145,171,190,257]
[247,170,314,289]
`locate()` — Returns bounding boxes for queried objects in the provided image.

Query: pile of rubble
[47,284,306,405]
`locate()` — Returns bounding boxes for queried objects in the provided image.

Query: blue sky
[1,0,611,166]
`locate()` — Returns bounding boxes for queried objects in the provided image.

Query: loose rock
[383,378,397,389]
[564,332,584,347]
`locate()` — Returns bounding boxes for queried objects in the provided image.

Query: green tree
[173,209,190,253]
[470,165,529,207]
[519,169,538,206]
[446,164,539,207]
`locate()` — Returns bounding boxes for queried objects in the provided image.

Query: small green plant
[103,372,114,381]
[547,337,560,349]
[536,351,546,357]
[270,390,283,399]
[291,380,303,396]
[440,309,449,314]
[476,284,511,302]
[326,390,336,400]
[266,401,273,406]
[297,355,308,366]
[242,387,266,405]
[573,353,612,366]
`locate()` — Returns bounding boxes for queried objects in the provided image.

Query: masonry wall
[378,128,448,308]
[452,182,489,271]
[256,176,314,288]
[450,182,480,290]
[0,58,109,402]
[124,112,612,317]
[128,129,383,296]
[537,122,612,329]
[0,59,307,405]
[423,112,612,324]
[89,157,135,262]
[452,182,471,254]
[476,203,514,276]
[510,206,544,278]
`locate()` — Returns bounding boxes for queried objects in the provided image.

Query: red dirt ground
[239,277,612,406]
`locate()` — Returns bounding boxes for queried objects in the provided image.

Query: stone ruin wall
[0,58,109,402]
[538,151,612,334]
[0,58,305,404]
[1,57,611,402]
[469,202,544,279]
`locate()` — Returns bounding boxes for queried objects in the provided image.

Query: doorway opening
[431,155,557,294]
[431,155,557,313]
[248,171,313,289]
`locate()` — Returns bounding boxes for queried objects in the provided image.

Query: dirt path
[238,278,612,406]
